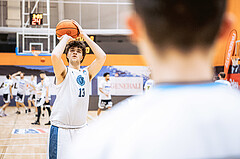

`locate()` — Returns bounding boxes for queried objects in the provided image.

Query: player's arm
[99,88,109,97]
[29,83,36,91]
[45,86,49,103]
[0,82,3,88]
[9,85,13,99]
[73,21,106,81]
[51,35,73,85]
[11,71,21,79]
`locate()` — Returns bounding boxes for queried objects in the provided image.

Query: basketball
[40,57,45,63]
[56,20,79,39]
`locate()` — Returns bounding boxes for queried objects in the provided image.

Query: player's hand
[71,20,86,38]
[57,34,74,42]
[106,93,109,97]
[11,95,13,99]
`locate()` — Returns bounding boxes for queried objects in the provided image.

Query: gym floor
[0,107,98,159]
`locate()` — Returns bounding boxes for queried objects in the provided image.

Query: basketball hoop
[31,50,41,56]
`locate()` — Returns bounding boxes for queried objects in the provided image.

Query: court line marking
[0,137,47,141]
[0,125,44,126]
[0,153,46,155]
[0,110,19,159]
[0,144,47,147]
[87,114,97,121]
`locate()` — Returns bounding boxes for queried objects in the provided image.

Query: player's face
[9,75,12,79]
[31,75,34,80]
[68,47,83,64]
[105,74,110,81]
[40,73,44,79]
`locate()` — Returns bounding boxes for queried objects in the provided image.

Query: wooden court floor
[0,107,97,159]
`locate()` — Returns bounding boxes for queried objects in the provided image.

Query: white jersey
[215,79,231,87]
[41,76,50,97]
[16,77,28,94]
[29,80,37,94]
[144,79,154,91]
[51,67,90,128]
[36,82,43,99]
[68,82,240,159]
[2,79,13,94]
[99,80,111,100]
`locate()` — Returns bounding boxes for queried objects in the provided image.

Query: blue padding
[155,82,222,90]
[49,125,58,159]
[15,47,18,55]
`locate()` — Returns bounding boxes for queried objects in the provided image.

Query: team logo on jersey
[76,75,85,86]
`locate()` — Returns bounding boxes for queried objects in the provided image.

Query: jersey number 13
[79,88,85,97]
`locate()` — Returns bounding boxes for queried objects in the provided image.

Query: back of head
[103,72,110,77]
[6,74,10,79]
[133,0,226,51]
[40,71,46,75]
[219,72,226,79]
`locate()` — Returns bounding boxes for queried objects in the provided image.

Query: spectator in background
[215,72,231,87]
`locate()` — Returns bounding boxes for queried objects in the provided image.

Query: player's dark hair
[40,71,46,74]
[6,74,10,79]
[219,72,226,78]
[103,72,110,77]
[64,40,86,63]
[133,0,226,52]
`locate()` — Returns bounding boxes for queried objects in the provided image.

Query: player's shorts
[15,93,25,103]
[36,96,51,107]
[98,99,113,109]
[3,94,10,103]
[43,100,51,107]
[28,94,36,101]
[47,125,87,159]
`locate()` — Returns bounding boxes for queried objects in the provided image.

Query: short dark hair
[6,74,10,79]
[103,72,110,77]
[40,71,46,74]
[133,0,226,51]
[219,72,226,78]
[64,40,86,63]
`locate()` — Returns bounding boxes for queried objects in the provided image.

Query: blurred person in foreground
[67,0,240,158]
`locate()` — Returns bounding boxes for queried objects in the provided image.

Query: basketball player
[27,75,37,113]
[215,72,231,87]
[40,71,51,125]
[231,56,239,73]
[67,1,240,158]
[31,80,43,125]
[12,71,28,114]
[32,71,51,125]
[0,74,13,117]
[97,72,112,116]
[48,20,106,158]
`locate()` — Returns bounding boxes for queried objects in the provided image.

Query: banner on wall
[224,29,237,80]
[98,77,143,96]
